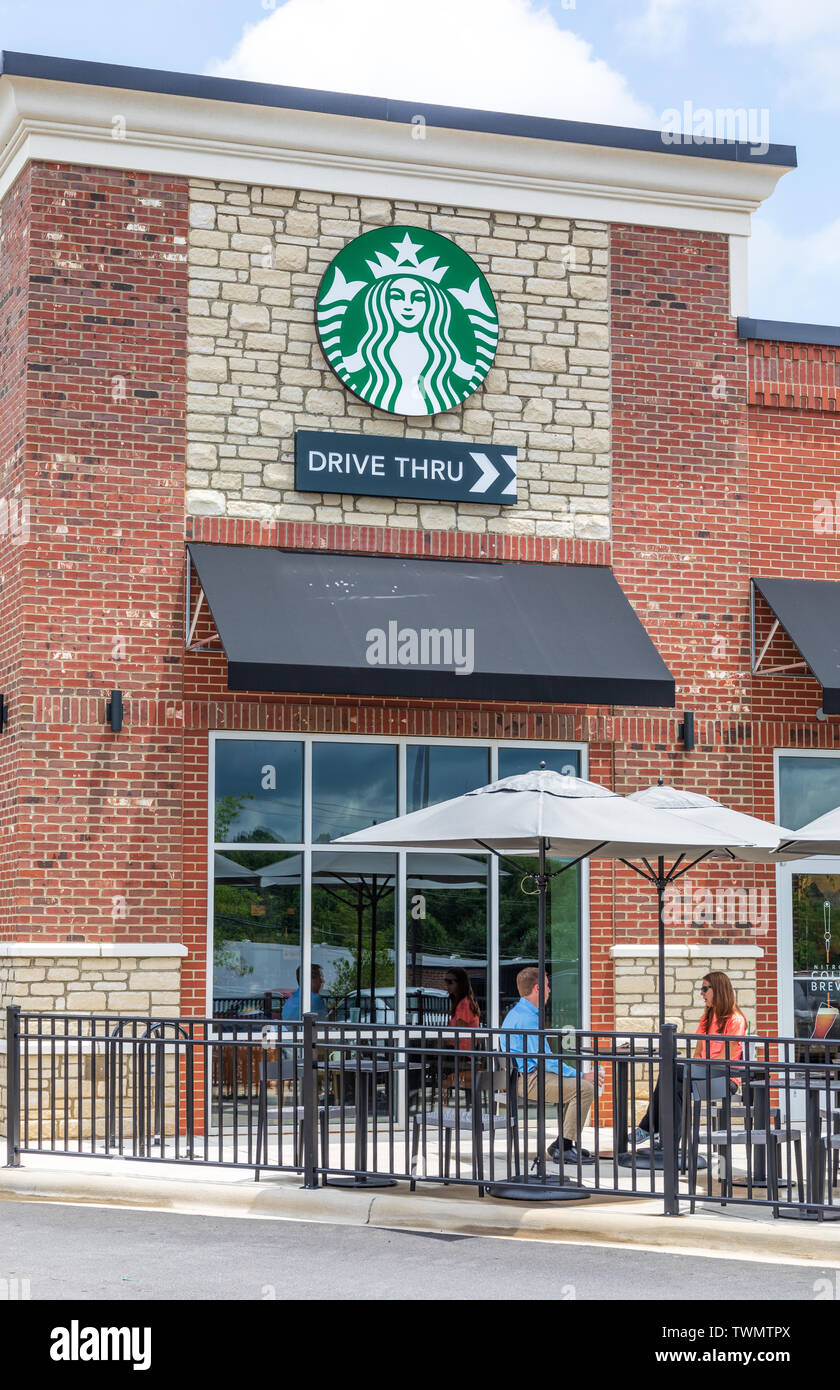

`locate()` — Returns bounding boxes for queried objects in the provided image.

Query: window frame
[208,731,589,1027]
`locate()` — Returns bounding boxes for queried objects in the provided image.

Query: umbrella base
[617,1150,706,1171]
[326,1175,398,1188]
[487,1180,590,1202]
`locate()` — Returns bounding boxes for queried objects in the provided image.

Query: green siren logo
[316,227,499,416]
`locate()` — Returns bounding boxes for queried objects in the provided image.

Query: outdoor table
[324,1050,404,1190]
[776,1075,840,1218]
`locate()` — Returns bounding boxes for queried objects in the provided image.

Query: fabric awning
[187,543,675,706]
[753,577,840,714]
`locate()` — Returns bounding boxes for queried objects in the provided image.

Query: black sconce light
[679,710,695,752]
[106,690,123,734]
[0,694,8,732]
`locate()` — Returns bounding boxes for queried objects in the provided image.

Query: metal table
[324,1053,404,1190]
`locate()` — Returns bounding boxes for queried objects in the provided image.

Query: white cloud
[209,0,656,127]
[627,0,840,108]
[749,211,840,324]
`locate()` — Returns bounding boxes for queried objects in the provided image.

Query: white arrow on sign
[468,451,500,494]
[468,451,517,498]
[501,453,517,498]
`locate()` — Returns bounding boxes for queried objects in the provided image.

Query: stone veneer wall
[611,945,762,1035]
[186,182,610,538]
[0,946,186,1135]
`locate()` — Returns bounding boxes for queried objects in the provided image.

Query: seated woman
[441,967,481,1095]
[633,970,747,1150]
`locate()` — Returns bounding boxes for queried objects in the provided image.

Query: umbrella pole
[657,855,667,1032]
[536,835,548,1185]
[488,837,590,1202]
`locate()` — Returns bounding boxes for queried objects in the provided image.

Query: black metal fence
[5,1006,839,1219]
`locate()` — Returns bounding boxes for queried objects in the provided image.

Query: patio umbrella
[777,804,840,856]
[627,783,805,1028]
[335,766,758,1200]
[259,850,492,1016]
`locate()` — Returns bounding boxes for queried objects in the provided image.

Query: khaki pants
[518,1070,594,1143]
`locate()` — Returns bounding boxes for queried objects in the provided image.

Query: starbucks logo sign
[316,227,499,417]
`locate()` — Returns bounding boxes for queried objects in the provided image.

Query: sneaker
[630,1127,656,1146]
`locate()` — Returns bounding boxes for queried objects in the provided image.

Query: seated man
[281,964,330,1021]
[501,966,596,1166]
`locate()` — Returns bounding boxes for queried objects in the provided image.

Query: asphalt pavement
[0,1201,830,1300]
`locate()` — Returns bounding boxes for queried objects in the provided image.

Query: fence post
[301,1013,319,1189]
[5,1005,21,1167]
[659,1022,680,1217]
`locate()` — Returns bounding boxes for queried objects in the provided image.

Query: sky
[1,0,838,324]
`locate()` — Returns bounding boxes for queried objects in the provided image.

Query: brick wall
[2,162,189,943]
[0,164,31,938]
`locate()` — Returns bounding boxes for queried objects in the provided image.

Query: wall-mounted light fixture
[679,710,695,752]
[106,690,123,733]
[0,694,8,732]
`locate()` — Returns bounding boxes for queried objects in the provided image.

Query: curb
[3,1164,840,1263]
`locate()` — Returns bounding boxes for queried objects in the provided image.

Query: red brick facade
[3,159,840,1035]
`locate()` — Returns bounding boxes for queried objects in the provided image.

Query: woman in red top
[632,971,747,1149]
[443,967,480,1050]
[694,971,747,1066]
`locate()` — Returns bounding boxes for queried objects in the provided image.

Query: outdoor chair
[254,1051,353,1183]
[686,1065,803,1216]
[409,1067,519,1198]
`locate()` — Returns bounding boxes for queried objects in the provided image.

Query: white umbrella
[777,804,840,856]
[628,783,804,863]
[336,767,759,1198]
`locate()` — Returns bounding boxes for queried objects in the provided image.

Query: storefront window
[406,852,489,1024]
[211,737,585,1025]
[498,854,581,1028]
[790,872,840,1040]
[212,849,301,1016]
[780,755,840,1041]
[311,742,397,843]
[498,747,581,780]
[215,739,303,844]
[407,745,490,811]
[779,755,840,830]
[311,851,397,1022]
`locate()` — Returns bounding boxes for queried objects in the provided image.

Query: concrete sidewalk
[3,1153,840,1264]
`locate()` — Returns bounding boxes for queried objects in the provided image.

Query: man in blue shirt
[281,964,330,1021]
[501,966,595,1166]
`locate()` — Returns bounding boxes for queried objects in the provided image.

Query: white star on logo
[392,232,424,266]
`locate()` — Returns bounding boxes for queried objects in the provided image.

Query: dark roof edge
[738,317,840,347]
[0,50,798,168]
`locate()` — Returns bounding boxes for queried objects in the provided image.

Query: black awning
[753,577,840,714]
[187,543,675,707]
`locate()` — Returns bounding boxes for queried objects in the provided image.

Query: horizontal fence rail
[5,1007,840,1219]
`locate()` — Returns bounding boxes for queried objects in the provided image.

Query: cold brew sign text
[295,430,517,506]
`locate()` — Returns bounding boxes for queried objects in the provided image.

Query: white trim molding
[0,942,188,957]
[611,943,764,959]
[0,73,793,234]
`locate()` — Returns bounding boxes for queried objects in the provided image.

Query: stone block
[188,354,228,383]
[230,303,271,332]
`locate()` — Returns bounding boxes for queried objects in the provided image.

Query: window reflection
[406,853,489,1025]
[498,747,581,780]
[310,851,397,1022]
[407,745,490,812]
[498,855,580,1028]
[215,740,303,843]
[311,743,397,843]
[780,756,840,830]
[212,849,301,1017]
